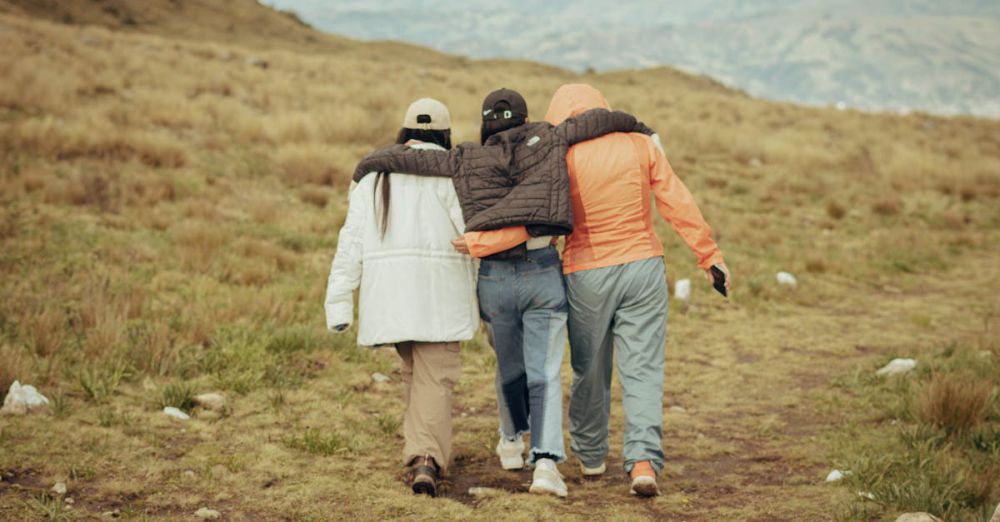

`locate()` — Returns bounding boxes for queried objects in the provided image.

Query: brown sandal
[410,455,439,497]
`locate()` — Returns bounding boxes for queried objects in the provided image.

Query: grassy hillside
[0,1,998,520]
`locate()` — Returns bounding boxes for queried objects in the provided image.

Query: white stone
[749,158,762,167]
[162,406,190,420]
[776,272,798,287]
[64,497,74,505]
[673,279,691,301]
[371,373,390,384]
[468,487,501,498]
[858,491,876,500]
[876,358,917,377]
[825,469,845,482]
[51,482,67,495]
[193,393,226,412]
[194,507,221,520]
[668,406,687,413]
[895,513,943,522]
[1,381,50,415]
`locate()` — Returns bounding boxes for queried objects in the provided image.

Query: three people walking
[326,84,729,499]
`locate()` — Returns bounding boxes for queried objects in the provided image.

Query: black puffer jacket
[353,108,654,238]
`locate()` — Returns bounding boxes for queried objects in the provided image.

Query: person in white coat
[324,98,478,497]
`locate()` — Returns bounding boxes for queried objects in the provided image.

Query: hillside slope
[0,1,998,521]
[272,0,1000,117]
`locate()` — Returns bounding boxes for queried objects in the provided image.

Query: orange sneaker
[629,460,659,497]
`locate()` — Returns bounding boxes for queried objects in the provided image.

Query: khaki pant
[396,341,460,472]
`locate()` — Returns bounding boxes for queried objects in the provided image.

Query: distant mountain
[264,0,1000,117]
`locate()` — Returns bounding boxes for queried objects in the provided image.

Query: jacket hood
[544,84,610,125]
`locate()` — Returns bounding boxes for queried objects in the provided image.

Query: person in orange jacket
[453,83,730,497]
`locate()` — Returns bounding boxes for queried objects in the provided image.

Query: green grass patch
[830,342,999,521]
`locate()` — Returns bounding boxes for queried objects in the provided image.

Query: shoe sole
[412,480,437,497]
[630,478,659,498]
[580,463,606,476]
[529,482,567,498]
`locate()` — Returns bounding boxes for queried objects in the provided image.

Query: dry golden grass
[0,1,997,520]
[917,374,994,433]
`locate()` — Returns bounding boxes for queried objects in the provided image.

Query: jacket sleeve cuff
[325,302,354,332]
[465,227,531,258]
[698,251,725,271]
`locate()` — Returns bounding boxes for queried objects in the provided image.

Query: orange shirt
[465,132,723,274]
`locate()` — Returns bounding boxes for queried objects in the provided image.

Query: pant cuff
[498,428,529,442]
[623,458,663,475]
[528,448,566,464]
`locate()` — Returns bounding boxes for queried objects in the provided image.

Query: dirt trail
[432,257,998,520]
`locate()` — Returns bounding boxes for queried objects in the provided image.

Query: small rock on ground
[51,482,66,495]
[668,406,687,413]
[825,469,845,482]
[876,358,917,376]
[195,507,221,519]
[776,271,798,286]
[895,513,943,522]
[1,381,50,415]
[162,406,190,420]
[469,487,501,498]
[371,372,390,383]
[193,392,226,411]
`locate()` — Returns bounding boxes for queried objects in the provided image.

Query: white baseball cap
[403,98,451,131]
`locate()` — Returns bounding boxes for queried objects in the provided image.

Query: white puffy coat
[324,142,479,346]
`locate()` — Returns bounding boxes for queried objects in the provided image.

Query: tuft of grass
[21,492,73,522]
[158,381,197,413]
[266,325,324,355]
[0,344,31,403]
[77,360,130,404]
[826,201,846,220]
[916,374,993,434]
[872,197,901,216]
[373,414,402,438]
[284,428,350,456]
[298,185,329,208]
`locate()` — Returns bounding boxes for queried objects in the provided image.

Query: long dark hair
[375,128,452,238]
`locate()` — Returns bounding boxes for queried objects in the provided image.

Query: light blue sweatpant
[566,256,668,474]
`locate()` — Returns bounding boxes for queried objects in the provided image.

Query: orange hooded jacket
[465,84,723,274]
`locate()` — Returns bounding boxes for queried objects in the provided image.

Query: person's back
[343,141,478,345]
[544,84,723,274]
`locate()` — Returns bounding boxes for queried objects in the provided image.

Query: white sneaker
[496,437,525,470]
[579,461,606,476]
[529,458,568,498]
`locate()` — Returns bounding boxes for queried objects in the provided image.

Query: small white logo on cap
[527,136,541,146]
[483,109,492,116]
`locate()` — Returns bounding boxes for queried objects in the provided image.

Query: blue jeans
[478,246,567,464]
